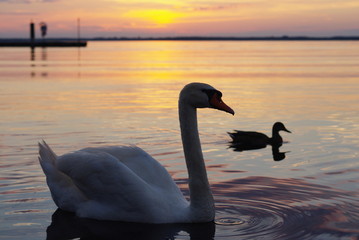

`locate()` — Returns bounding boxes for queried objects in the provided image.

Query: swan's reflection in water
[46,175,359,240]
[47,209,215,240]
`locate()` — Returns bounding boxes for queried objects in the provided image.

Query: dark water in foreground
[43,177,358,240]
[0,41,358,239]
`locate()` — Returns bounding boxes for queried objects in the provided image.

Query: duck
[39,82,234,224]
[228,122,291,149]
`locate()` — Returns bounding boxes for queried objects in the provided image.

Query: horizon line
[1,35,359,41]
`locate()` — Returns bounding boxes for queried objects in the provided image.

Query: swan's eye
[202,89,222,101]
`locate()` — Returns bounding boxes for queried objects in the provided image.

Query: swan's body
[228,122,291,149]
[39,83,234,223]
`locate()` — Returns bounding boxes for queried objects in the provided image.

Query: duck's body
[39,83,234,223]
[229,131,269,148]
[228,122,291,149]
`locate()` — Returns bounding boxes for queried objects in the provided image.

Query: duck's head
[273,122,291,133]
[179,82,235,115]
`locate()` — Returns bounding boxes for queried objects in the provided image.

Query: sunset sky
[1,0,359,38]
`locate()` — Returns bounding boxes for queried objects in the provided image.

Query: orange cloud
[0,0,358,37]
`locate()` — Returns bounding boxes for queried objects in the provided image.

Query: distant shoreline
[1,36,359,47]
[89,36,359,41]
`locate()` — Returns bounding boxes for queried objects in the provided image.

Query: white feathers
[38,83,231,223]
[39,142,188,223]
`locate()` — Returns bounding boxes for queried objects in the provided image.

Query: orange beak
[209,92,235,115]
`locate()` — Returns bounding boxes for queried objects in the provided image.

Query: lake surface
[0,41,358,239]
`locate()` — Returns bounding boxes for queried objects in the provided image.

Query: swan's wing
[56,146,187,221]
[77,146,181,191]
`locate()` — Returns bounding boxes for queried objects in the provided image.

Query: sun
[124,9,181,25]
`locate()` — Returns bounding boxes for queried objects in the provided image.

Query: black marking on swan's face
[202,88,234,115]
[202,89,223,106]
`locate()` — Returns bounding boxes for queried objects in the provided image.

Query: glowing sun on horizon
[124,9,182,25]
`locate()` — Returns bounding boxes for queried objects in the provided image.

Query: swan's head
[179,83,235,115]
[273,122,291,133]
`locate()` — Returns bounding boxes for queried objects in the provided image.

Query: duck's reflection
[271,145,288,161]
[47,209,215,240]
[229,143,289,161]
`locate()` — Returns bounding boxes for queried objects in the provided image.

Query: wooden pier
[0,40,87,47]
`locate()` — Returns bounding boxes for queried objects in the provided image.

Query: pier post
[30,21,35,48]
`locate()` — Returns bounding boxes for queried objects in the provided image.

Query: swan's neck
[179,102,215,222]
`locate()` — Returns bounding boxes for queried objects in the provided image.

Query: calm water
[0,41,358,239]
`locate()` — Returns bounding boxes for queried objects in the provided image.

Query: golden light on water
[0,40,359,240]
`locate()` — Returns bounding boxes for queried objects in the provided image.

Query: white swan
[39,82,234,223]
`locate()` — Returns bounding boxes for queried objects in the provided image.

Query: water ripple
[36,176,359,240]
[212,176,359,239]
